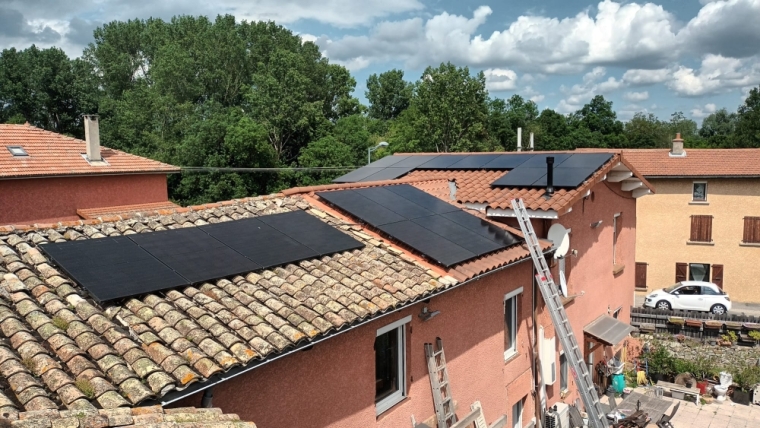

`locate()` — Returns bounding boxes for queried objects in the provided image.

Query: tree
[366,69,413,121]
[624,113,670,149]
[735,86,760,147]
[699,108,738,148]
[534,109,571,151]
[396,62,489,153]
[570,95,626,147]
[296,136,355,186]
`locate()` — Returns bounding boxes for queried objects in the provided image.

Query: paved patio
[600,387,760,427]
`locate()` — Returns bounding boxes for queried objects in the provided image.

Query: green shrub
[646,346,674,376]
[748,330,760,342]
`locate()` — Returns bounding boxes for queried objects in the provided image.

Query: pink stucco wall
[0,174,170,225]
[176,261,539,428]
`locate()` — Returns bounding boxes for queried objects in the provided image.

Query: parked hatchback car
[644,281,731,314]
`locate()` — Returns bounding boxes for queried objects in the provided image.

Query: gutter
[0,170,180,180]
[148,246,556,407]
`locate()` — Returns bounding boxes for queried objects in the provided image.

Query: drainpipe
[532,268,544,428]
[201,388,213,408]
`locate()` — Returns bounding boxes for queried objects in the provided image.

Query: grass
[75,378,95,399]
[51,316,69,331]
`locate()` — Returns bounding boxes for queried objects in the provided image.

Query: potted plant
[720,331,737,346]
[685,318,702,328]
[692,356,716,394]
[749,330,760,346]
[704,320,723,330]
[668,316,685,327]
[646,346,674,382]
[732,364,760,405]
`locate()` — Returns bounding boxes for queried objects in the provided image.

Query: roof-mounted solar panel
[448,154,502,169]
[332,166,386,183]
[481,154,534,169]
[490,167,547,187]
[258,210,364,256]
[391,155,440,168]
[378,221,476,267]
[557,153,613,169]
[359,166,416,182]
[518,153,573,168]
[418,155,469,169]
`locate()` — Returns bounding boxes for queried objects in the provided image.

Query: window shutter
[712,264,724,289]
[676,263,687,283]
[635,263,647,289]
[744,217,760,243]
[690,215,713,242]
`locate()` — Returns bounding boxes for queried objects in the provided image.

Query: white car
[644,281,732,315]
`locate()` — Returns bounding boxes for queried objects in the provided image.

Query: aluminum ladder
[425,338,457,428]
[511,198,609,428]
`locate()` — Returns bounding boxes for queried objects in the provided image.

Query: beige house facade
[624,138,760,303]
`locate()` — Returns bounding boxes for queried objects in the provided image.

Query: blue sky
[1,0,759,123]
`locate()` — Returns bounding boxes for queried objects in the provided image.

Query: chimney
[670,133,685,157]
[530,132,534,151]
[546,156,554,197]
[517,127,522,152]
[84,115,101,162]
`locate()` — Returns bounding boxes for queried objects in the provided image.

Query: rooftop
[0,185,541,412]
[0,124,179,179]
[619,148,760,178]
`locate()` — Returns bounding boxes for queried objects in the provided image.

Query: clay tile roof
[0,192,535,411]
[0,124,179,179]
[619,148,760,177]
[3,405,256,427]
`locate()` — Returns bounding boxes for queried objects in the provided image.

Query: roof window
[7,146,28,157]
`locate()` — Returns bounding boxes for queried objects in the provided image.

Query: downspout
[201,388,213,408]
[532,269,543,428]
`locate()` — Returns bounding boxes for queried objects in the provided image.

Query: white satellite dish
[547,223,570,259]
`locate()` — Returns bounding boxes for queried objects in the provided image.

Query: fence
[629,307,760,343]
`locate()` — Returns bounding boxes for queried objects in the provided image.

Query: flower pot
[685,319,702,328]
[697,380,709,395]
[732,389,751,405]
[725,321,742,330]
[704,320,723,330]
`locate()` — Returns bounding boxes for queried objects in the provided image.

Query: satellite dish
[547,224,570,259]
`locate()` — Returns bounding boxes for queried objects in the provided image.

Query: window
[560,352,568,391]
[688,263,710,282]
[512,398,524,428]
[701,286,720,295]
[504,287,523,360]
[692,182,707,201]
[375,315,410,414]
[743,217,760,244]
[7,146,28,157]
[689,215,713,242]
[613,213,621,265]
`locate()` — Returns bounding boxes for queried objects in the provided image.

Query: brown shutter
[712,264,724,289]
[690,215,713,242]
[676,263,687,283]
[744,217,760,243]
[635,263,648,289]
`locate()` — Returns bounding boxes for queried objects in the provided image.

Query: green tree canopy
[366,69,413,121]
[736,87,760,147]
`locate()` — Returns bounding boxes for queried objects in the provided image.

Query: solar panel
[333,167,385,183]
[259,210,365,256]
[556,153,613,169]
[418,155,469,169]
[378,221,476,267]
[368,155,409,167]
[359,166,415,182]
[39,237,187,303]
[318,189,406,225]
[200,218,317,269]
[490,168,547,187]
[392,155,441,168]
[448,154,502,169]
[550,167,598,188]
[411,216,505,255]
[353,187,432,220]
[441,210,520,246]
[481,154,534,169]
[517,153,573,168]
[384,185,460,215]
[129,227,260,284]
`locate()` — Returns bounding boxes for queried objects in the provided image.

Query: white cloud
[668,54,760,96]
[483,68,518,92]
[690,103,717,118]
[557,67,625,110]
[530,95,545,103]
[680,0,760,59]
[621,68,671,85]
[624,91,650,101]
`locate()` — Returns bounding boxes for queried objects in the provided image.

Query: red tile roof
[3,406,256,427]
[0,124,179,179]
[618,148,760,177]
[76,201,181,220]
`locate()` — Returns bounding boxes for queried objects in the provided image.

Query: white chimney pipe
[530,132,534,151]
[517,127,522,152]
[84,115,101,162]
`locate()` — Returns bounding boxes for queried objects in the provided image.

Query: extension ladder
[511,198,609,428]
[425,338,457,428]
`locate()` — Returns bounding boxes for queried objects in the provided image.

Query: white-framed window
[504,287,523,361]
[693,182,707,201]
[512,397,524,428]
[375,315,411,415]
[560,351,568,391]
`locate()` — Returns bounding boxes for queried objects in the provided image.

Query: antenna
[547,223,569,258]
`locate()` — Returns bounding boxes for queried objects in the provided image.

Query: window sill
[689,201,709,205]
[561,295,576,306]
[740,242,760,247]
[613,264,625,276]
[686,241,715,246]
[504,350,519,364]
[376,395,409,418]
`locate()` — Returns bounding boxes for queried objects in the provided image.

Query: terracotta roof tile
[0,192,534,410]
[615,148,760,177]
[0,124,179,179]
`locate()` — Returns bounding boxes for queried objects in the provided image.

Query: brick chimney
[84,115,101,162]
[670,133,685,157]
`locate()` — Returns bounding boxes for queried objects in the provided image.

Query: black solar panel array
[318,184,520,267]
[40,211,364,303]
[333,153,614,190]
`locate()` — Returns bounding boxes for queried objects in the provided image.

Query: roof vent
[7,146,28,157]
[669,133,686,157]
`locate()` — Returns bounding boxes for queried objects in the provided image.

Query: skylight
[7,146,28,157]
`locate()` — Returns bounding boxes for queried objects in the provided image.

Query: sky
[1,0,759,123]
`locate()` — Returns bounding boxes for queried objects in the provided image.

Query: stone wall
[638,333,760,369]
